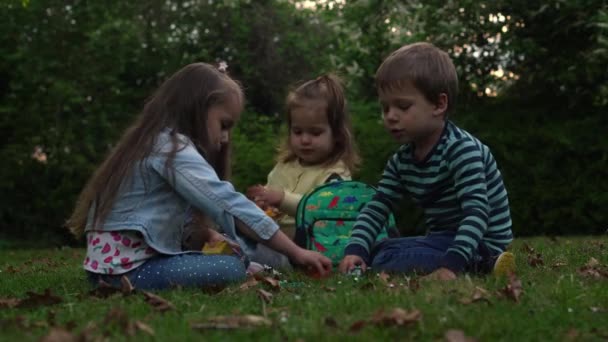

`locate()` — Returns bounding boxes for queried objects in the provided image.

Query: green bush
[1,1,606,245]
[0,0,335,243]
[454,102,608,236]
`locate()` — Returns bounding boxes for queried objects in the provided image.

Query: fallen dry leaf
[32,319,49,329]
[586,257,600,267]
[500,274,523,302]
[349,308,421,333]
[256,289,273,304]
[254,274,281,291]
[103,307,135,336]
[79,321,98,340]
[577,257,608,279]
[46,310,57,327]
[39,328,78,342]
[324,317,338,328]
[371,308,421,327]
[5,265,19,274]
[459,287,491,305]
[527,253,544,267]
[445,329,477,342]
[591,328,608,339]
[421,268,456,281]
[134,320,155,336]
[521,243,535,254]
[89,280,122,298]
[142,291,175,312]
[0,297,21,309]
[239,277,259,291]
[191,315,272,330]
[0,316,28,330]
[102,308,154,341]
[349,320,367,332]
[322,286,336,292]
[18,289,62,308]
[551,261,568,268]
[591,241,605,249]
[565,328,579,341]
[121,276,136,295]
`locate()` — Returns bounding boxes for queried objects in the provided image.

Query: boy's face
[379,81,445,145]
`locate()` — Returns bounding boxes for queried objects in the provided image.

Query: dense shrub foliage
[1,0,606,244]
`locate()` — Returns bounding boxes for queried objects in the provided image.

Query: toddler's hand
[246,185,284,208]
[246,185,267,209]
[339,255,367,274]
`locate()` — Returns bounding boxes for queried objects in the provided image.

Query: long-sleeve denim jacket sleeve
[85,129,279,255]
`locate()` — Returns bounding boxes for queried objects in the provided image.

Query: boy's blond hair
[375,42,458,115]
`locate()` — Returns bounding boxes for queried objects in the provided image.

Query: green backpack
[294,180,398,265]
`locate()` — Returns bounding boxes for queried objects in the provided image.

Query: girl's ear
[433,93,448,117]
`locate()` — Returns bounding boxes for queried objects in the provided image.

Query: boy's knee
[370,249,394,269]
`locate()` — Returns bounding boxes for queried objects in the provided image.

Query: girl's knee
[213,255,247,283]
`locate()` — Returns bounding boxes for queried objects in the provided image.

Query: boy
[339,42,514,279]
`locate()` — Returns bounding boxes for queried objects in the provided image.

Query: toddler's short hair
[375,42,458,115]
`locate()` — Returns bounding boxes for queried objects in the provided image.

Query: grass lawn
[1,236,607,341]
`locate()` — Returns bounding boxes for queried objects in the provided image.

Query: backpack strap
[324,173,344,183]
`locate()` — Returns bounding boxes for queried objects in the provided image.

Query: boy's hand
[246,185,284,208]
[339,255,367,274]
[292,249,332,278]
[421,267,456,281]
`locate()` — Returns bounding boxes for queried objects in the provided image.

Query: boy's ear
[433,93,448,117]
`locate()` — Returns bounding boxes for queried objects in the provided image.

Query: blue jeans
[87,253,246,290]
[370,231,497,274]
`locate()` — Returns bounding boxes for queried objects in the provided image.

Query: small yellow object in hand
[202,240,233,255]
[265,207,278,218]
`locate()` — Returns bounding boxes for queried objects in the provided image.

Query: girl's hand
[292,249,332,278]
[339,255,367,274]
[206,228,226,244]
[205,229,241,251]
[246,185,284,208]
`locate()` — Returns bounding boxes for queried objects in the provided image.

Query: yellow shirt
[266,159,351,239]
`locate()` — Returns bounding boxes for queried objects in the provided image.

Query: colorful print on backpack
[295,181,397,265]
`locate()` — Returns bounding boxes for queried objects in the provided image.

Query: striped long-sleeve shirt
[345,121,513,272]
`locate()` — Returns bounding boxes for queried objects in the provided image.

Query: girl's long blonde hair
[67,63,243,237]
[277,74,360,173]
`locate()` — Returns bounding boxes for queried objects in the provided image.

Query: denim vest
[85,129,279,255]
